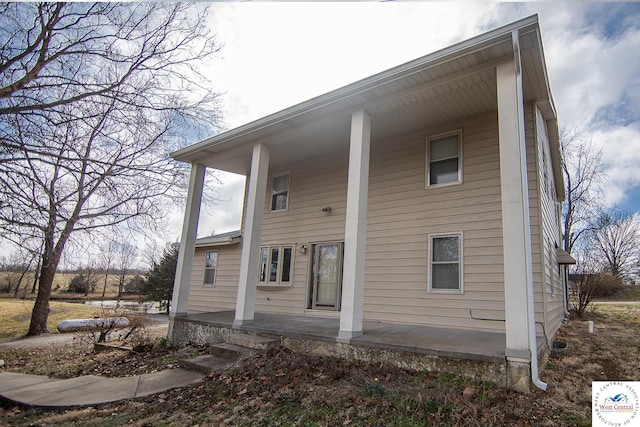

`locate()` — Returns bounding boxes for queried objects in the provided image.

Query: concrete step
[179,354,237,375]
[209,342,254,359]
[226,333,279,350]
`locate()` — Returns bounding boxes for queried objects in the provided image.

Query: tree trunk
[27,219,73,335]
[13,255,35,298]
[31,257,41,294]
[101,267,110,303]
[27,261,56,335]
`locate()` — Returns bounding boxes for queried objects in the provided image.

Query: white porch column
[497,32,537,391]
[339,110,371,340]
[234,143,270,326]
[170,163,206,318]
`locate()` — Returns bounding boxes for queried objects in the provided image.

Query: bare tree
[99,240,117,302]
[0,248,38,297]
[560,128,608,254]
[570,271,620,317]
[0,3,222,335]
[115,242,137,306]
[591,210,640,280]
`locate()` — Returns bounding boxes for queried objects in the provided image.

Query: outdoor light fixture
[299,244,307,255]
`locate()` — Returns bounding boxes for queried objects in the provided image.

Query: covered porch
[167,310,546,386]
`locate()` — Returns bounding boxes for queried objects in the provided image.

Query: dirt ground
[1,305,638,426]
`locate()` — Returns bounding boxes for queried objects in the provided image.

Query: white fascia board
[195,236,242,248]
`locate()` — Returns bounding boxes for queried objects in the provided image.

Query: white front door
[309,242,343,310]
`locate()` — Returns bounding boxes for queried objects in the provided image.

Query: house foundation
[167,313,554,390]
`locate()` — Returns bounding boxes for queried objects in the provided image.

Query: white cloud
[207,2,500,128]
[592,125,640,207]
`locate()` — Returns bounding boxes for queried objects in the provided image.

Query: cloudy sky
[173,2,640,241]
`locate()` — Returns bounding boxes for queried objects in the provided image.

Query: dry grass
[0,299,107,340]
[0,304,638,426]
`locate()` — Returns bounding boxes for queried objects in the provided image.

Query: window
[427,132,461,187]
[271,172,290,211]
[203,251,218,287]
[258,245,293,285]
[429,233,463,293]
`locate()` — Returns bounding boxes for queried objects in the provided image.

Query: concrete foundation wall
[169,317,509,387]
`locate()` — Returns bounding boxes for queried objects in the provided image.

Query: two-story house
[167,15,574,392]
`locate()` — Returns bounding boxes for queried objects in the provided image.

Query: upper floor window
[427,131,462,187]
[203,251,218,287]
[271,171,290,211]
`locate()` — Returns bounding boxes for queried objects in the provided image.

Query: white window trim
[270,170,291,212]
[203,250,218,287]
[428,232,464,294]
[425,130,463,188]
[258,244,294,287]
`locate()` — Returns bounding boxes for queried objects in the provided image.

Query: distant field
[1,271,143,300]
[0,299,108,340]
[595,285,640,302]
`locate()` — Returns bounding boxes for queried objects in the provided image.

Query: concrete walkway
[0,314,214,408]
[0,369,204,408]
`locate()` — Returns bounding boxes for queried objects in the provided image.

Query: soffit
[173,17,552,175]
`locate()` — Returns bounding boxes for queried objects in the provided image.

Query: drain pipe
[525,235,547,391]
[510,27,548,392]
[526,236,548,391]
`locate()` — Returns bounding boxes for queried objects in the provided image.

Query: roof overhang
[557,248,577,265]
[172,15,558,180]
[195,231,242,248]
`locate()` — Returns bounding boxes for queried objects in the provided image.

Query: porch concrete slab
[135,368,204,398]
[181,311,506,362]
[354,321,505,362]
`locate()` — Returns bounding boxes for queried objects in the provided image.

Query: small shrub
[363,378,385,397]
[125,275,144,293]
[67,271,98,294]
[571,272,623,317]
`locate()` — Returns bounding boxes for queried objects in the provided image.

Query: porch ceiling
[173,16,554,175]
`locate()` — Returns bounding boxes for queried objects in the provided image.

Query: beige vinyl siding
[254,152,349,315]
[524,103,547,336]
[533,104,564,337]
[187,245,243,313]
[364,115,505,332]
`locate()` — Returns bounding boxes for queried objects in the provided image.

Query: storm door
[309,242,343,310]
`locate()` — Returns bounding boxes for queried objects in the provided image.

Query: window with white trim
[429,233,463,293]
[427,132,462,187]
[203,251,218,287]
[258,245,293,285]
[271,172,290,211]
